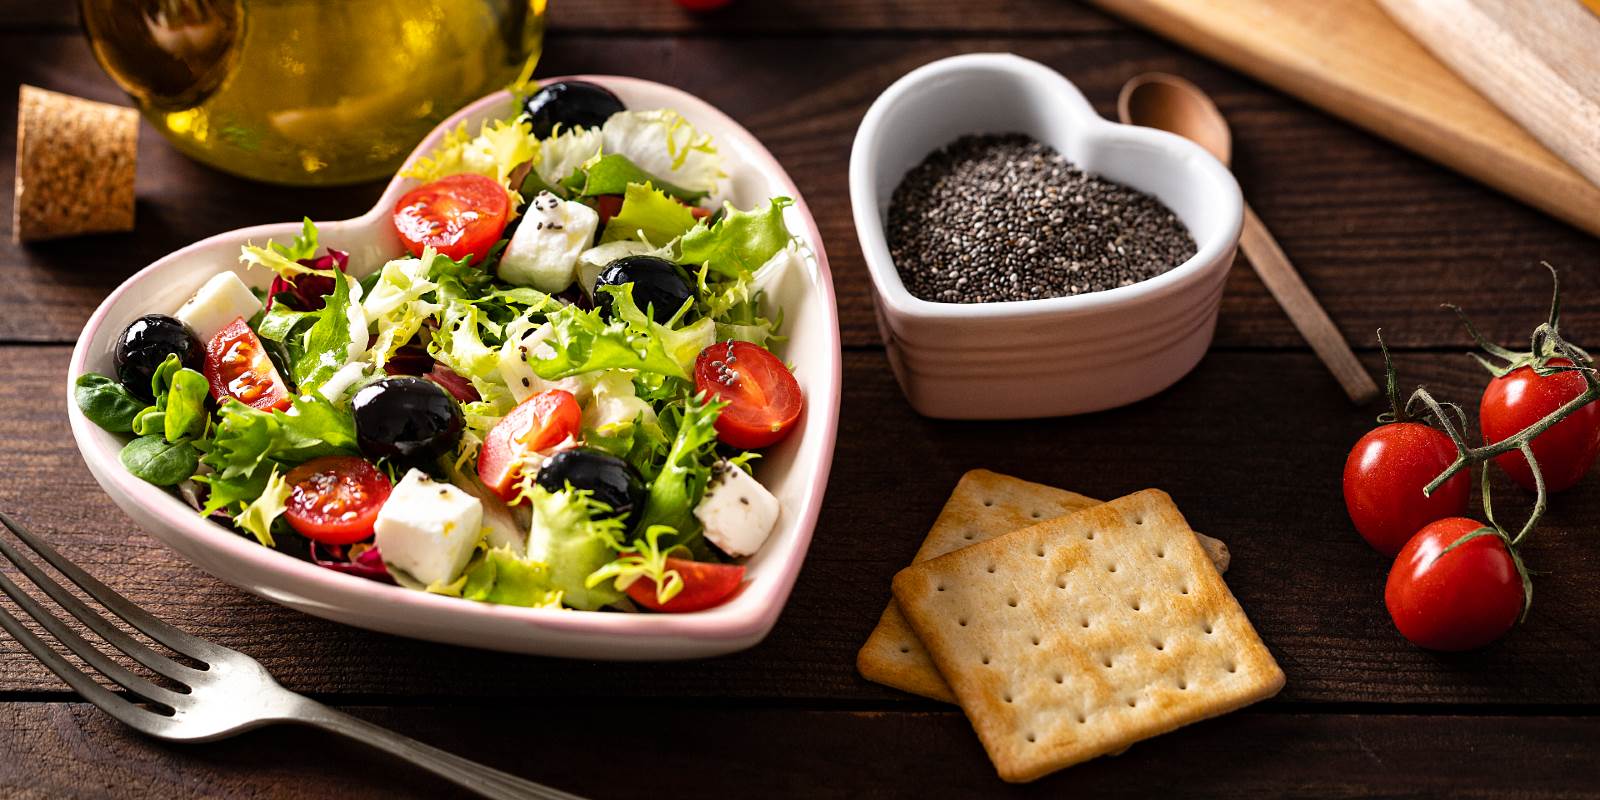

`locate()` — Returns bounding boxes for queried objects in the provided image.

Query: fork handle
[294,700,587,800]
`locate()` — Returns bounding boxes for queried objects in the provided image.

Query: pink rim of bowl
[66,76,842,660]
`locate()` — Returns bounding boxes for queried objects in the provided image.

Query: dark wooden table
[5,2,1600,797]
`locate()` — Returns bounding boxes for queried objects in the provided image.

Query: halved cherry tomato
[693,340,803,449]
[392,173,510,264]
[625,557,744,612]
[1480,358,1600,493]
[593,194,625,227]
[284,456,393,545]
[477,389,583,501]
[1342,421,1470,557]
[1385,517,1523,651]
[203,317,291,411]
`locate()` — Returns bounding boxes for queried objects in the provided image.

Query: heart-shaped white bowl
[66,76,841,660]
[850,54,1243,419]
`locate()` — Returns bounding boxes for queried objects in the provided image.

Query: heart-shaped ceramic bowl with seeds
[67,76,841,659]
[850,53,1242,419]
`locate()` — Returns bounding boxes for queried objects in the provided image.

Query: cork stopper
[12,85,139,243]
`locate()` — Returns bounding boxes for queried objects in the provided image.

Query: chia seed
[887,134,1196,303]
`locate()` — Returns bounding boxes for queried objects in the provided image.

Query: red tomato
[284,456,393,545]
[203,317,291,411]
[1480,358,1600,493]
[1385,517,1523,651]
[477,389,582,501]
[392,173,510,264]
[1342,422,1470,557]
[673,0,734,9]
[693,341,803,449]
[625,557,744,612]
[594,194,625,227]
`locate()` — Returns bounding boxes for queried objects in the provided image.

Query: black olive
[594,255,693,324]
[537,448,645,523]
[523,81,626,139]
[351,377,463,463]
[113,314,203,402]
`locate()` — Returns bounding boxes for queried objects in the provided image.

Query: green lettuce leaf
[239,218,331,281]
[585,523,686,606]
[520,486,626,610]
[73,374,147,433]
[531,304,688,381]
[632,392,724,541]
[599,182,699,245]
[119,435,199,487]
[602,283,715,375]
[162,367,211,443]
[290,274,362,394]
[678,197,794,280]
[561,153,708,202]
[460,547,564,608]
[403,117,537,186]
[232,467,290,547]
[195,395,358,515]
[532,125,603,188]
[362,253,444,366]
[599,110,722,195]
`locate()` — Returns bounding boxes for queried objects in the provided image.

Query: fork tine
[0,512,223,670]
[0,567,187,707]
[0,597,169,735]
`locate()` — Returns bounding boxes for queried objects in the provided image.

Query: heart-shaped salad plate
[67,76,841,659]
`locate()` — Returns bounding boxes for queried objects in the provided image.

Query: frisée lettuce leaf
[195,395,358,516]
[599,182,699,246]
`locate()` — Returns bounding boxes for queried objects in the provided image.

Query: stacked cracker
[858,470,1281,782]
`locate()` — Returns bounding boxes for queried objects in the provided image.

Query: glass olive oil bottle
[81,0,547,186]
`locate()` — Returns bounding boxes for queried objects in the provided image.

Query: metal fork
[0,511,584,800]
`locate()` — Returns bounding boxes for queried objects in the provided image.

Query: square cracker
[856,471,1230,702]
[891,489,1282,783]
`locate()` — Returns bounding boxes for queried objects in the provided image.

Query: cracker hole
[1156,548,1166,558]
[1080,617,1090,628]
[981,655,991,665]
[983,499,994,507]
[1076,713,1087,724]
[899,646,910,654]
[936,585,946,592]
[986,565,996,574]
[1004,693,1014,703]
[1227,663,1238,673]
[1007,598,1019,608]
[1107,563,1118,573]
[1054,673,1064,684]
[1086,530,1096,540]
[1025,732,1036,743]
[1056,577,1068,589]
[959,618,968,627]
[1130,598,1142,611]
[1180,585,1190,595]
[1204,623,1214,635]
[1031,636,1041,646]
[1152,639,1165,651]
[1126,697,1138,707]
[1035,547,1045,558]
[1177,678,1189,690]
[1101,656,1113,669]
[962,533,974,541]
[1135,516,1145,525]
[1030,511,1042,519]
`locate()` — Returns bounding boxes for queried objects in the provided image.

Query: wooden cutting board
[1082,0,1600,238]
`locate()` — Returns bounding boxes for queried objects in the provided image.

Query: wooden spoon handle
[1240,203,1379,404]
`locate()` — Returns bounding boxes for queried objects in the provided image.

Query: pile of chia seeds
[887,133,1196,303]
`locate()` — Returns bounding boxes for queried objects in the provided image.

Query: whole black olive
[351,377,464,463]
[523,81,626,139]
[537,448,646,523]
[113,314,204,402]
[594,255,693,325]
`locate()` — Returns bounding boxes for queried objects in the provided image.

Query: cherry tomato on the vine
[1480,358,1600,493]
[1343,421,1471,557]
[1385,517,1523,651]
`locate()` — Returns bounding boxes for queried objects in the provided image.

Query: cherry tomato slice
[593,194,625,227]
[1385,517,1523,651]
[625,557,744,612]
[693,341,803,449]
[477,389,583,501]
[392,173,510,264]
[1342,421,1471,557]
[1480,358,1600,493]
[203,317,292,411]
[284,456,393,545]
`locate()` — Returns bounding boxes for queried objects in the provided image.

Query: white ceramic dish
[850,53,1243,419]
[67,76,841,660]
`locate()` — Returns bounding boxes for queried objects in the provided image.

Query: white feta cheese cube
[375,469,484,586]
[497,192,599,293]
[174,272,263,343]
[694,461,780,558]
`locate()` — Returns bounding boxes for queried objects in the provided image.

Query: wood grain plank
[8,345,1600,705]
[1,703,1597,798]
[4,32,1597,351]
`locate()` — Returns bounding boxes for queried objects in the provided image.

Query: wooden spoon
[1119,72,1379,405]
